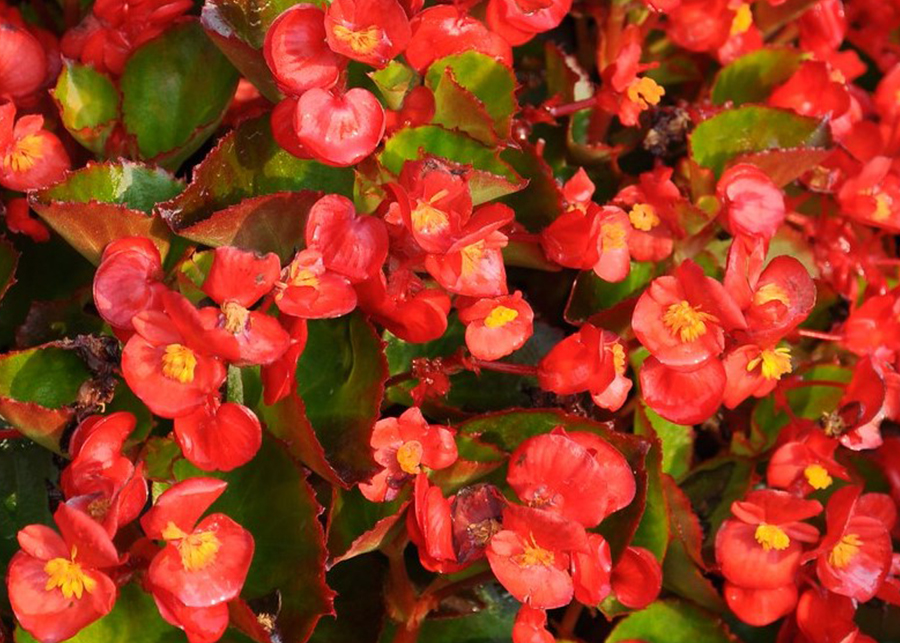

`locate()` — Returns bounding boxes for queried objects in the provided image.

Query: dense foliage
[0,0,899,642]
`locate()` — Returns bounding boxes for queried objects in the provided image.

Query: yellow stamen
[162,521,221,572]
[730,3,753,35]
[629,203,660,231]
[161,344,197,384]
[2,134,43,174]
[746,347,792,380]
[610,342,627,375]
[873,193,893,221]
[484,305,519,329]
[753,283,790,307]
[396,440,424,475]
[44,548,96,600]
[222,301,249,334]
[601,222,627,249]
[460,241,486,276]
[662,300,716,343]
[331,24,381,56]
[828,533,862,569]
[803,464,833,490]
[626,77,665,110]
[754,524,791,551]
[411,189,451,236]
[516,535,555,567]
[87,497,111,519]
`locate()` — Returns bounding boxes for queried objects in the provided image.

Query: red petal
[140,477,228,539]
[306,194,389,282]
[640,356,726,425]
[174,401,262,472]
[724,582,798,627]
[202,246,280,307]
[610,546,661,609]
[263,4,344,95]
[294,88,386,167]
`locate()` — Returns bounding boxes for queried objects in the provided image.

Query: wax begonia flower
[200,246,290,366]
[717,164,786,241]
[833,356,888,451]
[841,292,900,358]
[838,156,900,231]
[406,474,464,573]
[599,25,666,127]
[795,587,860,643]
[590,331,633,412]
[61,412,148,535]
[813,485,894,602]
[769,61,851,121]
[93,236,165,331]
[722,343,793,409]
[666,0,734,52]
[0,18,49,101]
[458,291,534,361]
[142,478,254,609]
[151,585,229,643]
[263,4,345,96]
[270,97,312,160]
[641,355,727,424]
[5,197,49,242]
[506,428,635,528]
[275,249,358,319]
[740,256,816,345]
[613,166,679,262]
[0,102,70,192]
[324,0,410,68]
[355,268,451,343]
[450,483,505,565]
[359,407,458,502]
[7,503,121,643]
[173,398,262,472]
[767,429,850,495]
[405,6,512,72]
[424,228,510,297]
[384,84,435,134]
[724,582,798,627]
[798,0,846,59]
[512,605,554,643]
[293,88,386,167]
[537,324,616,396]
[486,0,572,46]
[122,290,228,418]
[571,533,613,606]
[260,315,308,405]
[306,194,389,283]
[610,546,662,609]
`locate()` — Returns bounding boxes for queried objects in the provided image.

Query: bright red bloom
[306,194,389,283]
[293,88,386,167]
[799,0,846,59]
[5,197,49,242]
[722,343,793,409]
[537,324,616,397]
[590,331,633,412]
[814,486,894,602]
[841,292,900,358]
[405,6,512,73]
[613,166,679,262]
[424,227,510,297]
[0,18,49,101]
[458,291,534,361]
[61,412,147,535]
[173,399,262,472]
[122,290,228,418]
[666,0,733,52]
[506,428,635,528]
[0,102,70,192]
[200,246,290,366]
[263,4,345,95]
[8,503,120,643]
[324,0,410,68]
[717,164,786,241]
[407,474,461,573]
[571,533,613,606]
[640,355,727,425]
[512,605,554,643]
[151,586,229,643]
[93,236,165,330]
[355,267,451,343]
[261,315,308,405]
[737,255,816,345]
[723,582,798,627]
[767,429,850,495]
[795,587,859,643]
[359,407,458,502]
[142,478,254,609]
[769,61,851,122]
[838,156,900,232]
[486,0,572,46]
[610,546,662,609]
[598,25,666,127]
[275,248,358,319]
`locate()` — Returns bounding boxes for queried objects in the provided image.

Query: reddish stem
[797,328,843,342]
[547,96,598,118]
[0,429,22,440]
[469,359,539,377]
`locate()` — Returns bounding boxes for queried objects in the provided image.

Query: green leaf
[711,48,805,106]
[635,403,694,480]
[370,61,418,111]
[0,236,19,303]
[292,314,386,486]
[30,161,182,265]
[309,555,387,643]
[415,585,518,643]
[326,487,408,565]
[156,115,353,234]
[175,438,334,642]
[120,19,240,169]
[499,144,563,232]
[380,126,525,204]
[15,583,184,643]
[428,69,499,145]
[689,105,831,178]
[630,436,669,562]
[606,599,736,643]
[681,457,754,556]
[565,262,659,325]
[52,61,120,155]
[0,345,91,409]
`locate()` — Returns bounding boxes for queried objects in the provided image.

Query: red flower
[838,156,900,232]
[200,246,290,366]
[666,0,733,52]
[93,236,165,330]
[407,474,461,573]
[306,194,389,283]
[795,587,859,643]
[324,0,410,68]
[769,61,851,122]
[537,324,616,397]
[173,398,262,472]
[767,429,850,495]
[512,605,554,643]
[723,582,798,627]
[275,249,357,319]
[814,485,894,602]
[142,478,254,609]
[572,533,613,606]
[8,503,120,643]
[261,315,308,405]
[424,227,510,297]
[598,25,666,127]
[61,412,148,535]
[122,290,227,418]
[264,4,344,95]
[292,88,386,167]
[798,0,847,59]
[506,428,635,528]
[717,164,786,241]
[405,6,512,73]
[590,331,633,412]
[722,343,793,409]
[355,268,451,343]
[640,355,727,425]
[0,102,69,192]
[736,255,816,345]
[486,0,572,46]
[613,166,679,262]
[359,407,458,502]
[458,291,534,361]
[150,586,229,643]
[5,197,49,242]
[0,18,49,101]
[610,546,662,609]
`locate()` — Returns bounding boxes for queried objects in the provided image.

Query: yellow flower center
[754,524,791,551]
[746,347,792,380]
[662,300,716,343]
[87,497,112,519]
[161,344,197,384]
[162,522,221,572]
[396,440,424,475]
[629,203,660,231]
[753,283,790,307]
[516,536,555,567]
[484,305,519,329]
[2,134,43,173]
[730,3,753,35]
[610,342,627,375]
[460,240,486,276]
[332,24,381,55]
[44,548,96,600]
[626,77,665,110]
[873,192,893,221]
[601,222,627,249]
[828,533,862,569]
[289,264,320,289]
[222,301,249,334]
[411,189,450,236]
[803,463,833,490]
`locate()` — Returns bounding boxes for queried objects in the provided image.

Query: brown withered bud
[451,484,505,564]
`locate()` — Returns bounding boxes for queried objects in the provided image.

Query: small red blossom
[264,5,344,95]
[537,324,616,397]
[0,102,70,192]
[767,429,850,495]
[512,605,554,643]
[92,236,165,330]
[717,164,786,241]
[173,398,262,472]
[275,248,358,319]
[323,0,410,68]
[0,18,50,101]
[610,546,662,609]
[5,197,49,242]
[293,88,386,167]
[306,194,389,283]
[458,291,534,361]
[405,6,512,72]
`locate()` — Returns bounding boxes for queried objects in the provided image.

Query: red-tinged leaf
[630,435,670,562]
[429,435,506,493]
[326,487,409,566]
[711,48,805,107]
[29,161,183,265]
[308,555,387,643]
[0,236,19,303]
[429,68,499,145]
[728,147,834,188]
[52,61,120,156]
[635,402,694,481]
[606,599,737,643]
[500,143,564,232]
[229,599,274,643]
[163,191,319,261]
[755,0,819,35]
[176,438,335,643]
[544,41,580,103]
[663,476,706,568]
[0,399,72,453]
[566,263,659,326]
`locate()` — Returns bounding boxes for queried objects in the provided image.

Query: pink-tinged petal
[610,546,661,609]
[202,246,280,307]
[151,585,230,643]
[306,195,389,283]
[294,88,386,167]
[53,503,120,569]
[324,0,410,68]
[724,582,798,627]
[405,5,512,72]
[571,533,612,606]
[263,4,345,95]
[640,356,726,425]
[718,164,786,241]
[16,524,68,561]
[93,238,164,330]
[140,478,228,539]
[459,291,534,362]
[512,605,554,643]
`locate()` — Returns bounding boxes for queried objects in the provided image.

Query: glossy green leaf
[635,402,694,480]
[309,555,387,643]
[606,599,735,643]
[681,457,754,556]
[380,126,525,204]
[326,487,408,565]
[689,105,831,178]
[120,19,240,168]
[711,48,805,106]
[370,61,417,111]
[631,436,669,561]
[30,161,182,265]
[500,144,563,232]
[52,61,120,155]
[565,262,659,325]
[429,69,498,145]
